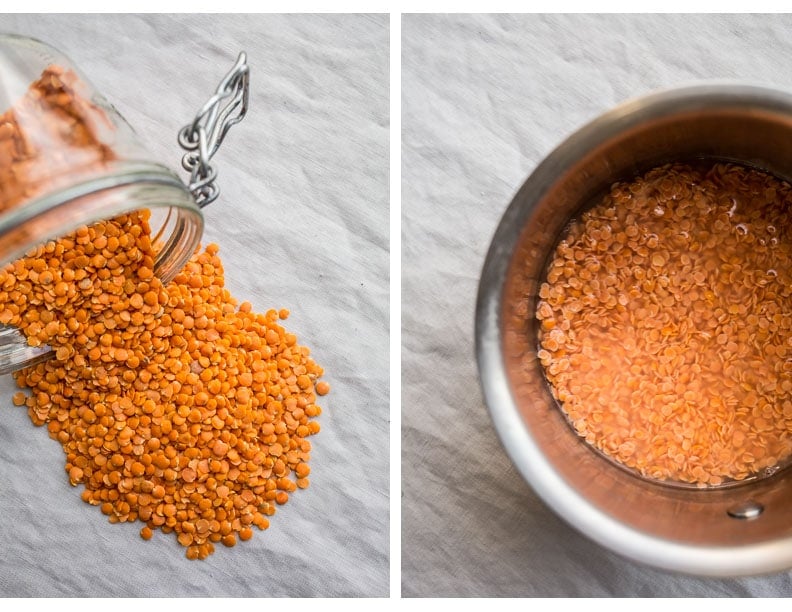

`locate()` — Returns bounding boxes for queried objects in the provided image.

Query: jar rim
[0,160,203,275]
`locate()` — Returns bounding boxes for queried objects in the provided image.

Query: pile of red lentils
[3,210,328,558]
[0,67,328,559]
[536,162,792,487]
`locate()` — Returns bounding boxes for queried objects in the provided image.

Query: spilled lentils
[536,162,792,487]
[3,210,328,559]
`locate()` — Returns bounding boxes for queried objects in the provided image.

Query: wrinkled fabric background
[0,14,389,597]
[402,13,792,597]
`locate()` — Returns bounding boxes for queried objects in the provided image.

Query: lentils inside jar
[536,162,792,487]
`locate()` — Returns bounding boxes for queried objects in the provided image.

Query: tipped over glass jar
[0,34,248,373]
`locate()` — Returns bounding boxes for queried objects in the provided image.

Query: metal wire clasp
[178,52,249,208]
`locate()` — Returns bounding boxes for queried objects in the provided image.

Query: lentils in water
[536,162,792,487]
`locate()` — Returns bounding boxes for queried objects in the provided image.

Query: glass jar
[0,34,245,373]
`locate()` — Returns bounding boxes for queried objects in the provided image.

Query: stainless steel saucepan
[476,84,792,576]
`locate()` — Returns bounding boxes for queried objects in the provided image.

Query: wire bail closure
[178,52,249,208]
